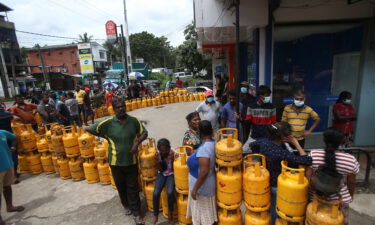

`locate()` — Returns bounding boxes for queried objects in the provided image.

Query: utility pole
[119,25,129,84]
[235,0,241,131]
[9,42,18,95]
[123,0,132,72]
[0,45,12,98]
[37,45,50,90]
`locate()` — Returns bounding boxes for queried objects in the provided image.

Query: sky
[2,0,194,47]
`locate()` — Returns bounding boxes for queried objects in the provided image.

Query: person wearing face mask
[332,91,356,147]
[242,85,276,154]
[240,81,256,142]
[196,90,221,131]
[250,122,312,224]
[282,90,320,148]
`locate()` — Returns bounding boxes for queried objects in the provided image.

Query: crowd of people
[0,80,360,225]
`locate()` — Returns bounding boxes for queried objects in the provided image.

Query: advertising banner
[78,43,94,74]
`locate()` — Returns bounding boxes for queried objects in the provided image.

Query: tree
[78,32,93,43]
[103,40,122,63]
[129,31,176,68]
[176,22,210,75]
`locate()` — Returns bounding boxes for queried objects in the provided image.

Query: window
[99,50,105,59]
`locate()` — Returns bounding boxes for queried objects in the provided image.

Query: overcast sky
[2,0,194,47]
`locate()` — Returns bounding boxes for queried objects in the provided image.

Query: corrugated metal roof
[0,3,12,12]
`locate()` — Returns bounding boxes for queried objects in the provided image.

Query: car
[173,72,193,79]
[187,86,212,93]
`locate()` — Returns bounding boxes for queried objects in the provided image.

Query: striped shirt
[310,149,360,203]
[245,102,276,139]
[282,104,319,140]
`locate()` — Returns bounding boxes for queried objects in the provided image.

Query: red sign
[105,20,117,36]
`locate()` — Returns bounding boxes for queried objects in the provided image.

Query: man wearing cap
[196,90,221,130]
[240,81,256,142]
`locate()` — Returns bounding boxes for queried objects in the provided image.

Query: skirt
[186,191,217,225]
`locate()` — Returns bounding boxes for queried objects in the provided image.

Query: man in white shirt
[196,90,221,130]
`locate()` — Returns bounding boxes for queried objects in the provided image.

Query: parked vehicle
[173,72,193,78]
[186,86,212,93]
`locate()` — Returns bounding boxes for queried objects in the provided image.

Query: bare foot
[7,205,25,212]
[153,215,158,225]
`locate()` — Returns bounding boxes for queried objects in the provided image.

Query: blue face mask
[207,97,214,103]
[241,87,248,94]
[263,96,271,103]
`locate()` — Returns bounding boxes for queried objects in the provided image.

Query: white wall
[91,43,107,62]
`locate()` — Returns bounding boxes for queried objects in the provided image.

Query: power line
[15,29,105,41]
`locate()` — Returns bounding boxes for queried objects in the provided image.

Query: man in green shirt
[85,97,147,224]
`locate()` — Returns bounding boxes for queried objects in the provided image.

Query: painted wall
[91,43,107,62]
[355,20,375,146]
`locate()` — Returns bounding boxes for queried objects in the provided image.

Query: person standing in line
[48,91,56,108]
[133,81,141,99]
[56,96,71,126]
[332,91,356,147]
[182,112,202,153]
[186,120,217,225]
[0,129,25,225]
[282,89,320,148]
[105,88,115,107]
[239,81,256,142]
[195,90,221,131]
[152,138,175,225]
[165,77,172,91]
[37,94,59,125]
[220,90,245,141]
[242,85,276,154]
[55,88,66,104]
[175,77,183,89]
[65,92,81,126]
[83,88,94,126]
[91,89,105,109]
[9,95,37,130]
[85,97,147,225]
[75,86,86,124]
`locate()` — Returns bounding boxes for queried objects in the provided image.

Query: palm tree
[78,32,93,43]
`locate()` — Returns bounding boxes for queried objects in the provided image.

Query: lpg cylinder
[161,188,178,219]
[141,98,148,108]
[51,126,65,154]
[68,157,85,181]
[18,153,29,173]
[218,207,242,225]
[160,96,165,105]
[152,98,157,106]
[40,152,55,174]
[146,98,152,107]
[83,158,99,184]
[34,112,43,126]
[217,165,242,209]
[132,100,138,110]
[97,159,111,185]
[244,210,270,225]
[108,105,115,115]
[62,126,80,157]
[93,109,98,119]
[174,95,179,103]
[178,95,183,102]
[96,107,104,118]
[45,123,57,152]
[275,218,303,225]
[183,94,188,102]
[144,180,157,212]
[305,195,344,225]
[276,161,309,222]
[94,140,107,159]
[139,138,157,179]
[136,98,142,108]
[57,155,71,179]
[243,154,270,212]
[188,94,194,102]
[183,89,187,95]
[215,128,242,162]
[12,124,24,153]
[173,146,192,194]
[20,124,37,152]
[26,151,42,174]
[36,134,49,153]
[177,194,192,225]
[102,106,109,116]
[78,127,95,158]
[51,153,59,175]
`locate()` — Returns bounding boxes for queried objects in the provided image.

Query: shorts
[85,109,94,116]
[0,168,15,193]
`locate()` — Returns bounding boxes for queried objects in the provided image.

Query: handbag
[311,166,343,196]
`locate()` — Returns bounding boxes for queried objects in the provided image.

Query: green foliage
[103,40,122,63]
[78,32,93,43]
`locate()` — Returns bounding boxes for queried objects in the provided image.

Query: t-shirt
[92,94,104,108]
[221,102,245,129]
[0,110,12,132]
[37,103,57,124]
[176,80,183,88]
[76,90,86,105]
[57,102,71,119]
[245,102,276,139]
[89,115,147,166]
[196,101,221,130]
[10,103,37,125]
[310,149,360,203]
[282,104,320,140]
[65,99,79,116]
[187,140,216,197]
[0,130,16,172]
[332,103,355,134]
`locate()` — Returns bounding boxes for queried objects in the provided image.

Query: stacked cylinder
[174,146,193,225]
[215,128,243,225]
[20,124,43,175]
[81,128,101,184]
[243,154,271,225]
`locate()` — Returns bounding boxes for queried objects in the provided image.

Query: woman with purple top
[153,138,175,225]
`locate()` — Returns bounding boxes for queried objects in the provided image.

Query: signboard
[78,43,94,74]
[105,20,117,44]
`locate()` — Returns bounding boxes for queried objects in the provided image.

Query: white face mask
[263,96,271,103]
[343,99,352,104]
[294,99,304,107]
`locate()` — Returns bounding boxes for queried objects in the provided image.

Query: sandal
[124,208,132,215]
[133,215,145,225]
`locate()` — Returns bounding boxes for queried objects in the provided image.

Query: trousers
[153,173,175,216]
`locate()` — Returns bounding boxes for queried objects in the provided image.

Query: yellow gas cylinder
[34,112,43,126]
[40,152,55,174]
[161,188,178,219]
[159,96,165,105]
[174,95,179,103]
[18,153,29,173]
[97,159,111,185]
[188,93,194,102]
[96,107,104,118]
[183,94,188,102]
[137,98,142,108]
[194,93,199,101]
[93,108,98,119]
[108,105,115,115]
[26,151,42,174]
[199,92,205,101]
[83,158,99,184]
[244,210,270,225]
[62,126,80,157]
[173,89,178,96]
[45,123,57,152]
[218,207,242,225]
[51,153,59,175]
[178,95,183,102]
[37,126,45,135]
[139,138,157,179]
[177,194,192,224]
[183,89,188,95]
[173,146,192,194]
[12,123,24,153]
[243,154,270,212]
[102,106,109,116]
[36,134,49,153]
[94,140,107,159]
[275,218,303,225]
[305,195,344,225]
[20,124,37,152]
[143,180,161,212]
[132,100,138,110]
[276,161,309,222]
[51,126,65,154]
[124,101,131,112]
[165,96,170,104]
[157,97,162,106]
[57,155,71,179]
[141,98,148,108]
[78,127,95,158]
[109,167,117,190]
[216,128,242,163]
[68,157,85,181]
[217,164,242,209]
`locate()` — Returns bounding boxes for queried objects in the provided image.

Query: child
[153,138,175,225]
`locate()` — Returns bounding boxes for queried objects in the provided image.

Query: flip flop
[7,206,25,212]
[133,216,145,225]
[124,208,132,215]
